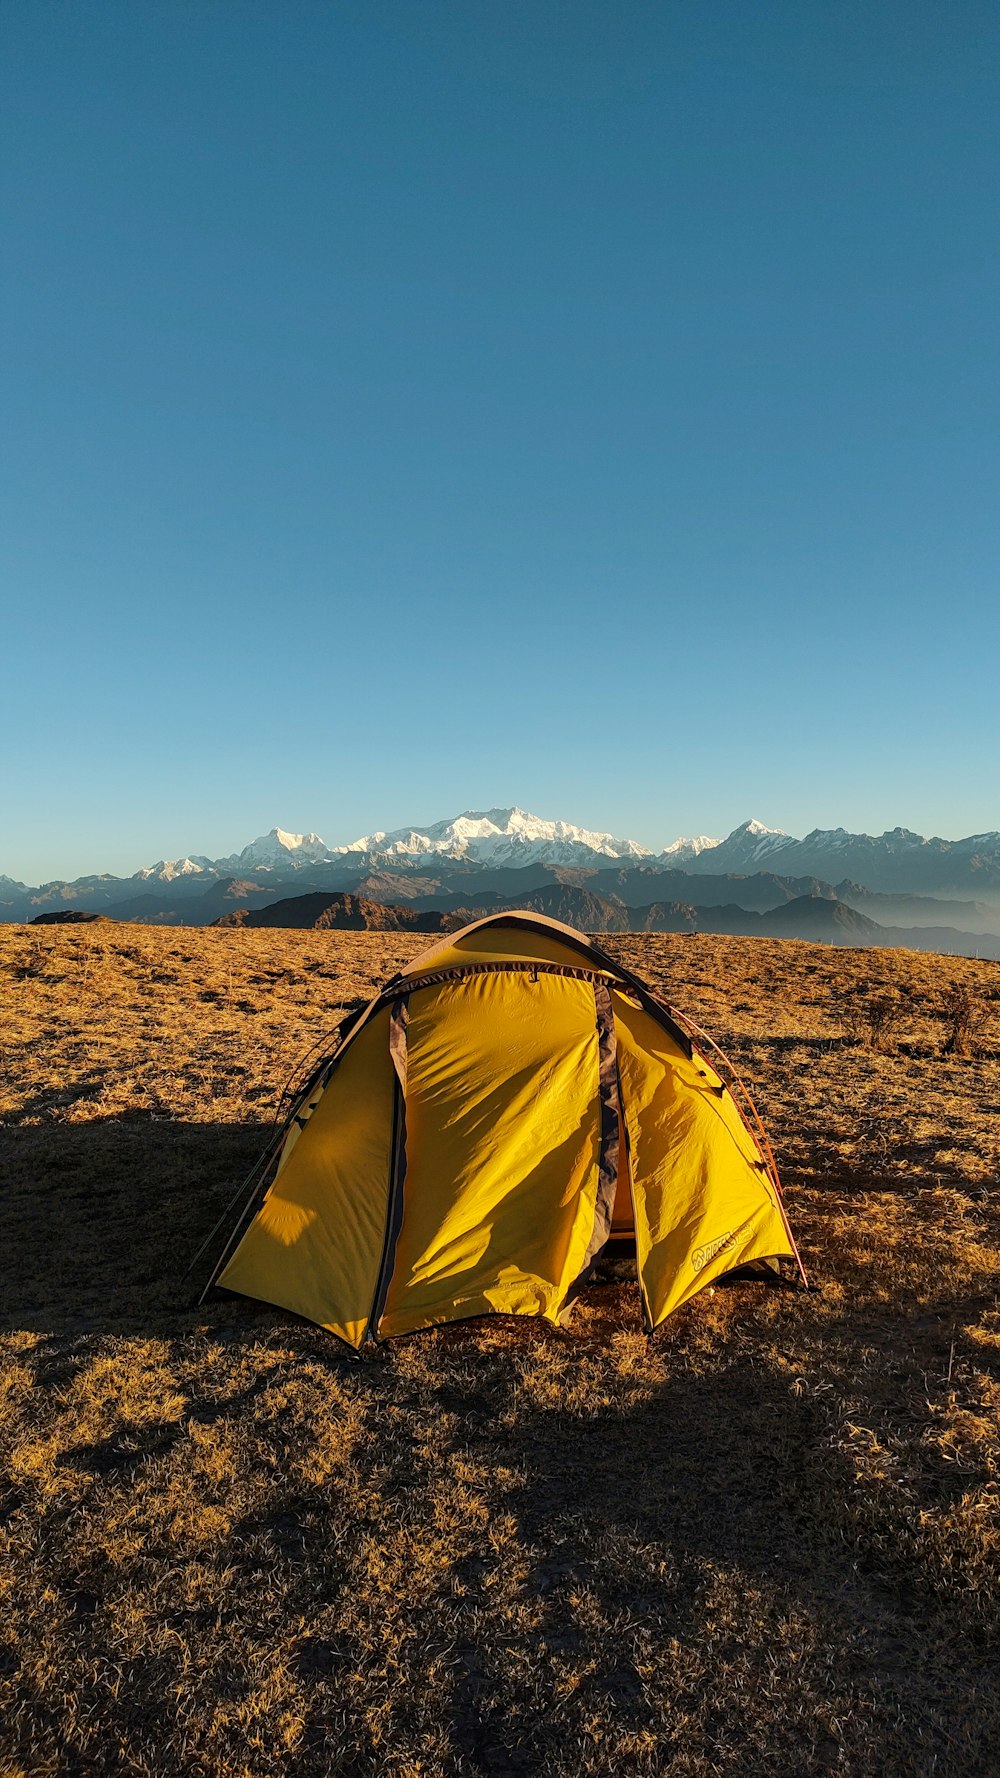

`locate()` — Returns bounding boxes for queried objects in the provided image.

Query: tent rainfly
[201,912,805,1344]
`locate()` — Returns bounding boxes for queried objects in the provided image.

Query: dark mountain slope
[577,864,840,912]
[29,910,110,925]
[757,896,885,943]
[486,884,631,932]
[214,893,455,932]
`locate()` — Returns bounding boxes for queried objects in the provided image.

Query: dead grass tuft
[940,983,990,1059]
[1,925,998,1774]
[839,989,906,1052]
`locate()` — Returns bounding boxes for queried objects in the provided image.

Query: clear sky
[2,1,998,881]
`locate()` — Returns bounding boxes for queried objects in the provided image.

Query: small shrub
[840,991,903,1052]
[940,984,987,1059]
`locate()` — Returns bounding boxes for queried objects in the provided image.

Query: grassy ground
[1,923,998,1777]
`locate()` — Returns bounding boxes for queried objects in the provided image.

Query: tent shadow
[421,1344,996,1776]
[0,1115,268,1336]
[4,1110,996,1771]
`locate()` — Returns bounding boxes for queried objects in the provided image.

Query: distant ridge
[213,893,457,933]
[207,883,1000,960]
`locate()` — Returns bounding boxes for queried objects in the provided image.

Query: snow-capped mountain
[132,811,656,881]
[137,830,334,883]
[660,834,720,863]
[680,818,795,874]
[674,822,1000,894]
[135,855,214,883]
[6,811,1000,924]
[337,807,653,868]
[749,825,1000,894]
[221,829,333,873]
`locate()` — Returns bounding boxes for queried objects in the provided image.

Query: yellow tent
[203,912,804,1344]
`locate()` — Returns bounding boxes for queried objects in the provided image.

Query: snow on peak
[733,818,789,839]
[672,818,797,874]
[132,809,815,882]
[134,855,213,882]
[659,834,720,860]
[182,828,337,877]
[338,807,653,866]
[267,826,327,853]
[234,829,333,867]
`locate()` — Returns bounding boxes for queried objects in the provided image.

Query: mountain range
[7,807,1000,956]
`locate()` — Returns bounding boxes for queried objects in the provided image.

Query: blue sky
[2,1,998,880]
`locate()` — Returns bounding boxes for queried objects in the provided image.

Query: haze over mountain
[199,881,1000,961]
[6,807,1000,957]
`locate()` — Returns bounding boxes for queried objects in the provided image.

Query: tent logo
[692,1230,738,1273]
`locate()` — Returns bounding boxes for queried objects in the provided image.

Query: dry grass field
[1,922,999,1777]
